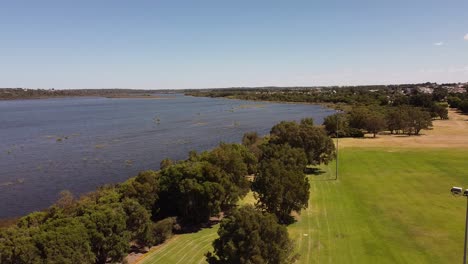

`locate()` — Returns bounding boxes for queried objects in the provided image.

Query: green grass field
[139,225,219,264]
[140,147,468,264]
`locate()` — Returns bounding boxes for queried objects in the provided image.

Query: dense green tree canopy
[206,206,295,264]
[253,144,310,224]
[157,160,227,224]
[34,218,94,264]
[269,119,335,165]
[323,113,349,137]
[242,131,264,159]
[122,198,154,247]
[0,227,41,264]
[364,112,387,137]
[348,106,372,130]
[80,202,130,264]
[385,106,433,135]
[200,143,257,203]
[242,131,260,147]
[119,170,160,212]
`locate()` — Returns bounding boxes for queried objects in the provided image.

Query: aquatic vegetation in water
[227,121,241,127]
[44,134,78,142]
[236,104,266,109]
[153,115,161,125]
[95,144,106,149]
[193,121,208,126]
[0,178,25,187]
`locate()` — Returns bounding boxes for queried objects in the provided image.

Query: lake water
[0,94,334,218]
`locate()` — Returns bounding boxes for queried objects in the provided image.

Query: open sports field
[138,112,468,264]
[290,147,468,263]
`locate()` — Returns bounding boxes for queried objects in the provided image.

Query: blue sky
[1,0,467,89]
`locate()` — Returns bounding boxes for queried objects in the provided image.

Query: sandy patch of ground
[340,110,468,149]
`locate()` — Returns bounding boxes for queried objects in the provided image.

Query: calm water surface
[0,95,334,218]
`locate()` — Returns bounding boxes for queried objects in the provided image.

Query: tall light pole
[451,186,468,264]
[334,112,342,181]
[335,116,338,180]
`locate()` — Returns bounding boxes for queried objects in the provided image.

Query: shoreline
[186,94,346,110]
[0,94,176,101]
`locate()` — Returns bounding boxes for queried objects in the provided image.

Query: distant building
[447,86,467,93]
[417,87,434,94]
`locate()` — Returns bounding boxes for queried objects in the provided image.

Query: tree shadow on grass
[306,167,337,181]
[304,167,325,175]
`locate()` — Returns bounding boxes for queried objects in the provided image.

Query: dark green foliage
[253,144,310,224]
[81,202,130,264]
[385,106,433,135]
[160,158,173,170]
[347,127,365,137]
[242,131,264,159]
[364,112,387,137]
[156,142,260,225]
[459,100,468,114]
[448,96,462,108]
[391,95,410,106]
[259,144,308,172]
[300,117,314,126]
[242,131,260,146]
[432,87,448,102]
[0,227,41,264]
[431,104,449,119]
[119,170,159,211]
[270,119,335,165]
[122,198,154,247]
[348,106,371,130]
[186,85,392,105]
[323,113,349,137]
[386,107,407,134]
[157,161,227,224]
[206,206,295,264]
[323,114,365,138]
[34,218,94,264]
[55,190,75,213]
[152,217,177,245]
[17,211,49,229]
[200,143,257,203]
[409,93,434,108]
[406,108,433,135]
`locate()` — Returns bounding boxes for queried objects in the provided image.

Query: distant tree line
[323,105,433,137]
[189,84,460,138]
[0,118,335,264]
[0,88,176,100]
[448,91,468,114]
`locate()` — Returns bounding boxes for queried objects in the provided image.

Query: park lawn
[139,147,468,264]
[138,191,257,264]
[138,225,219,264]
[289,147,468,264]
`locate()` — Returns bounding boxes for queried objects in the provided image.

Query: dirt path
[341,110,468,149]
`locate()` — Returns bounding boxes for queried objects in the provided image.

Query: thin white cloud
[433,42,444,46]
[464,33,468,40]
[448,66,468,73]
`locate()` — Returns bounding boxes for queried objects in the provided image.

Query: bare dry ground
[341,110,468,149]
